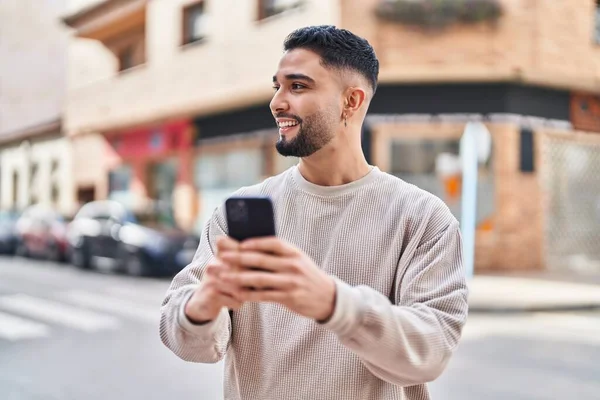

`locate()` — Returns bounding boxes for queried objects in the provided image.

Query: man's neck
[297,145,372,187]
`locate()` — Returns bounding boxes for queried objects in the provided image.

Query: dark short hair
[283,25,380,94]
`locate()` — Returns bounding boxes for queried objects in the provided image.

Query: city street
[1,256,599,400]
[0,256,222,400]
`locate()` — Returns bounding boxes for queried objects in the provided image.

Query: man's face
[270,49,343,158]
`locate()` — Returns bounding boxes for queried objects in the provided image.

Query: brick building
[62,0,600,272]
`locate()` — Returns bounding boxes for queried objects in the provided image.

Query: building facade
[0,0,76,216]
[62,0,600,272]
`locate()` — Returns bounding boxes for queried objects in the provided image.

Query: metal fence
[541,132,600,273]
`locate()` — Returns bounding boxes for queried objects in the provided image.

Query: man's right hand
[184,260,243,324]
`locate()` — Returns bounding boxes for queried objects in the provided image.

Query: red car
[15,205,70,262]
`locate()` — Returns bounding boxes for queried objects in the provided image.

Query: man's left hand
[217,236,336,322]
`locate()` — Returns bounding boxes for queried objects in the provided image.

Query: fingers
[216,235,240,254]
[201,272,243,311]
[186,274,243,322]
[205,264,245,297]
[204,261,225,277]
[235,289,288,303]
[213,292,243,311]
[221,270,296,291]
[219,250,295,273]
[239,237,298,257]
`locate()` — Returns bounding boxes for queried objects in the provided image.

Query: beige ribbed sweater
[160,165,468,400]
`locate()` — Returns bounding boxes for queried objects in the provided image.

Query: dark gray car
[66,200,199,277]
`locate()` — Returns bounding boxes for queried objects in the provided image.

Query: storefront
[191,130,298,233]
[191,105,298,233]
[187,82,579,272]
[365,83,574,272]
[105,119,195,229]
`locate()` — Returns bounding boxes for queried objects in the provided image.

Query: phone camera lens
[230,200,248,222]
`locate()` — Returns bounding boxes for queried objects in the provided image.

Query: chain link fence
[541,132,600,273]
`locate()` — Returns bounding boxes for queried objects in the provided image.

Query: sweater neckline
[290,165,382,197]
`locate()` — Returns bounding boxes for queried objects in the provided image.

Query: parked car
[66,200,199,276]
[0,210,20,254]
[14,205,69,261]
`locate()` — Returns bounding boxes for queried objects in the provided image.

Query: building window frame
[108,164,134,206]
[193,143,266,191]
[29,162,39,205]
[182,1,207,47]
[371,122,496,224]
[257,0,304,21]
[105,26,147,73]
[117,45,136,71]
[192,136,267,233]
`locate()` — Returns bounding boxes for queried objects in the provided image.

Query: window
[108,165,133,206]
[390,139,461,202]
[12,171,18,205]
[182,1,207,45]
[29,163,39,205]
[194,148,264,233]
[195,149,263,190]
[118,46,135,71]
[258,0,303,20]
[107,27,146,72]
[519,128,535,173]
[391,140,461,175]
[50,160,60,205]
[148,159,178,203]
[108,166,132,193]
[389,137,495,223]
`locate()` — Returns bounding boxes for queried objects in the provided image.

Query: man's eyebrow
[272,73,316,84]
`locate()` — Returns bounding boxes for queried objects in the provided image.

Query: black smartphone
[225,197,276,282]
[225,196,276,242]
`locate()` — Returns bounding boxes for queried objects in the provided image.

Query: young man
[160,25,468,400]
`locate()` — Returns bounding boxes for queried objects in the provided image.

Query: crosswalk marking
[105,286,165,306]
[0,294,120,332]
[57,290,159,324]
[0,311,50,341]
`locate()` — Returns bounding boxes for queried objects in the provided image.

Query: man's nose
[270,90,289,114]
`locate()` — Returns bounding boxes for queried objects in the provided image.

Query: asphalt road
[0,256,222,400]
[1,256,598,400]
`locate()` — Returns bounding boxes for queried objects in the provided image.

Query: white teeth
[278,121,298,128]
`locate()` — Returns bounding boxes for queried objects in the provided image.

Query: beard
[275,109,337,158]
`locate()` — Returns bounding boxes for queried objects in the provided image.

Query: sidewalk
[468,273,600,313]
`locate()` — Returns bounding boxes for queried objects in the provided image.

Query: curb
[468,303,600,314]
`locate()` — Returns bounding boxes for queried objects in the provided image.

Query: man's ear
[343,87,367,116]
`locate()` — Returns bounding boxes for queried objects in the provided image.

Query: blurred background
[0,0,599,399]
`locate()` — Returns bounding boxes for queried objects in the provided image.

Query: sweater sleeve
[320,213,468,386]
[159,206,232,364]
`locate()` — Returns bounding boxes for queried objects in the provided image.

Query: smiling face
[270,49,344,158]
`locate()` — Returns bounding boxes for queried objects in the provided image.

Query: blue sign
[150,130,163,150]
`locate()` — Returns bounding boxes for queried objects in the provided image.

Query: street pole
[459,122,486,280]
